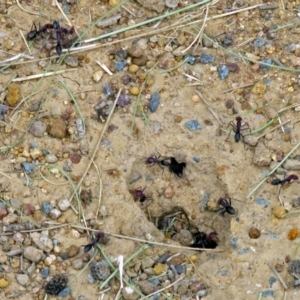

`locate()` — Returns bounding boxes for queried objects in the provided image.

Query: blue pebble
[268,233,279,239]
[237,247,249,255]
[184,54,196,65]
[175,265,186,274]
[115,61,127,72]
[146,174,153,181]
[254,37,265,48]
[261,290,274,297]
[58,286,71,297]
[193,156,200,163]
[30,142,39,148]
[148,278,160,286]
[149,92,160,112]
[200,54,215,64]
[269,276,276,287]
[152,293,161,300]
[52,239,59,246]
[231,237,238,249]
[87,273,95,283]
[260,58,272,69]
[103,82,114,97]
[40,267,49,279]
[218,65,229,80]
[217,269,228,276]
[283,126,292,133]
[185,120,202,131]
[51,89,59,95]
[255,197,270,206]
[21,162,35,174]
[265,78,272,85]
[41,202,53,214]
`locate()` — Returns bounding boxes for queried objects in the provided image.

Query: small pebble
[128,44,143,58]
[138,281,157,295]
[153,263,168,275]
[149,92,160,112]
[92,70,103,82]
[23,246,44,262]
[200,54,215,64]
[45,154,58,163]
[128,64,139,73]
[49,209,62,219]
[117,94,131,107]
[248,227,261,239]
[272,206,287,219]
[103,82,114,97]
[283,159,300,170]
[0,278,9,288]
[29,120,47,137]
[165,0,179,8]
[67,245,80,257]
[260,58,272,69]
[48,118,67,139]
[129,172,142,184]
[218,65,229,80]
[185,120,202,131]
[164,186,175,199]
[255,197,269,206]
[221,34,234,47]
[184,54,196,65]
[90,260,111,281]
[254,37,265,47]
[6,83,21,106]
[115,61,127,71]
[41,202,53,214]
[193,156,200,163]
[129,87,139,96]
[72,258,84,270]
[192,94,200,103]
[16,274,29,286]
[58,199,71,211]
[40,267,50,279]
[64,56,78,68]
[21,162,35,174]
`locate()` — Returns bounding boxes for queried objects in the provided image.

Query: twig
[140,276,185,299]
[269,265,288,290]
[196,89,222,126]
[182,4,209,54]
[19,30,31,55]
[71,224,225,252]
[0,170,11,180]
[68,89,121,203]
[247,140,300,199]
[0,53,34,65]
[223,82,255,93]
[55,0,72,26]
[95,60,113,76]
[16,0,47,16]
[12,69,77,82]
[92,159,103,219]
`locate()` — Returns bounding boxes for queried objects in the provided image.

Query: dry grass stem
[68,89,121,203]
[12,69,77,82]
[196,89,222,126]
[95,60,113,75]
[71,224,225,252]
[0,53,34,65]
[0,170,11,180]
[182,4,209,54]
[38,169,68,186]
[92,159,103,219]
[269,265,288,290]
[16,0,46,16]
[19,30,32,55]
[223,82,255,93]
[55,0,72,26]
[140,276,185,299]
[256,119,290,140]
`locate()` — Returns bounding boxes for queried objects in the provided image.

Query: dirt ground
[1,0,300,299]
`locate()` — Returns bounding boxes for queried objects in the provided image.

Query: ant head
[291,174,299,180]
[96,232,105,239]
[236,116,242,122]
[207,231,218,240]
[217,197,225,205]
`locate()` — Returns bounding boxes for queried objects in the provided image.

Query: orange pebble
[288,228,299,240]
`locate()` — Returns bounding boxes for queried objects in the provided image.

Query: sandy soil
[1,0,300,299]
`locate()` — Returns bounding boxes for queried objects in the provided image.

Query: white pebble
[58,199,71,211]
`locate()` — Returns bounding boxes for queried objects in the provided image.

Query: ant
[270,174,299,200]
[227,116,251,142]
[83,231,107,253]
[145,154,165,168]
[191,231,218,249]
[215,197,236,218]
[130,187,152,205]
[26,21,75,55]
[168,157,186,178]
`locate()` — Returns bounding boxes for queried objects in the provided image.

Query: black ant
[191,231,218,249]
[83,231,107,253]
[227,116,251,142]
[145,155,164,167]
[215,197,236,218]
[168,157,186,177]
[130,187,152,205]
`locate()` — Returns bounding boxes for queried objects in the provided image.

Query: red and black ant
[227,116,251,142]
[215,197,236,218]
[270,174,299,199]
[83,231,107,253]
[130,187,152,206]
[27,21,75,55]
